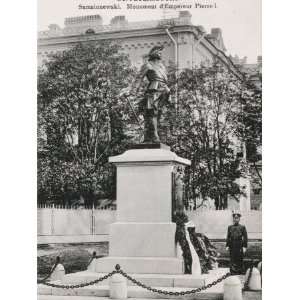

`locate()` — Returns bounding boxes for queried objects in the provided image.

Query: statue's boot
[143,113,160,143]
[152,115,160,143]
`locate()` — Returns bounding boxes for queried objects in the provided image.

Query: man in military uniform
[121,45,170,143]
[226,211,248,274]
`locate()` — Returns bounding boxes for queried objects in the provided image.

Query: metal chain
[39,263,230,295]
[119,269,230,296]
[38,257,60,284]
[41,270,117,289]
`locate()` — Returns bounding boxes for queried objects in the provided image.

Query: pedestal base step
[38,268,229,300]
[38,269,228,299]
[38,284,224,299]
[61,268,228,288]
[95,256,184,274]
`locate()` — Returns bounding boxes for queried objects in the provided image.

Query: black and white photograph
[34,0,262,299]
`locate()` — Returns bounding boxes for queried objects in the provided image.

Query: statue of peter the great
[121,45,171,143]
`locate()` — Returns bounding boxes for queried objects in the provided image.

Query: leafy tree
[236,75,262,186]
[163,63,258,209]
[38,42,136,205]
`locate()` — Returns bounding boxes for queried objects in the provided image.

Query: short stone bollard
[88,259,97,272]
[50,263,65,281]
[109,274,127,299]
[245,267,261,290]
[224,276,242,300]
[87,251,97,272]
[257,261,262,274]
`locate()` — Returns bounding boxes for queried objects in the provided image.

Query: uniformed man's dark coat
[226,224,248,274]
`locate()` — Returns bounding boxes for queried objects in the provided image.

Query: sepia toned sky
[38,0,261,63]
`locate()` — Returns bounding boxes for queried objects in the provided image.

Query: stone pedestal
[95,148,191,274]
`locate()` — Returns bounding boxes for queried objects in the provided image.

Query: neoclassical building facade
[38,11,242,79]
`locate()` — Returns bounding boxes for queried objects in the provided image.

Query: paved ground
[38,274,261,300]
[38,291,262,300]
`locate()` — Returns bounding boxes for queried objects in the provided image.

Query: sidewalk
[38,291,262,300]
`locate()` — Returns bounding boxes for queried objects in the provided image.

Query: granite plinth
[109,222,177,257]
[95,257,184,274]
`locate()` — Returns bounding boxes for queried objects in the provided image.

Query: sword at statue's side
[125,95,143,133]
[119,60,150,135]
[119,87,144,133]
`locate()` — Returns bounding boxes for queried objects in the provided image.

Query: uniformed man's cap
[232,210,242,217]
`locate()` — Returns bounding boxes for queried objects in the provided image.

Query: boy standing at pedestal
[226,211,248,274]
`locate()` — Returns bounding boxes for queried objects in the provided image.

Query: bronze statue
[121,45,170,143]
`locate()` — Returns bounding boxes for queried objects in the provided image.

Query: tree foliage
[162,63,261,209]
[236,76,262,186]
[38,42,136,204]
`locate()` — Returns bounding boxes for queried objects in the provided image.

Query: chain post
[38,256,60,284]
[86,251,97,269]
[243,264,254,291]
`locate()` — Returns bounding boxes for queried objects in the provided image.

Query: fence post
[93,204,95,235]
[51,203,55,235]
[91,204,95,235]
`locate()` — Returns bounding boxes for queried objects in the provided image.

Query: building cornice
[38,25,198,46]
[38,24,243,80]
[201,37,244,80]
